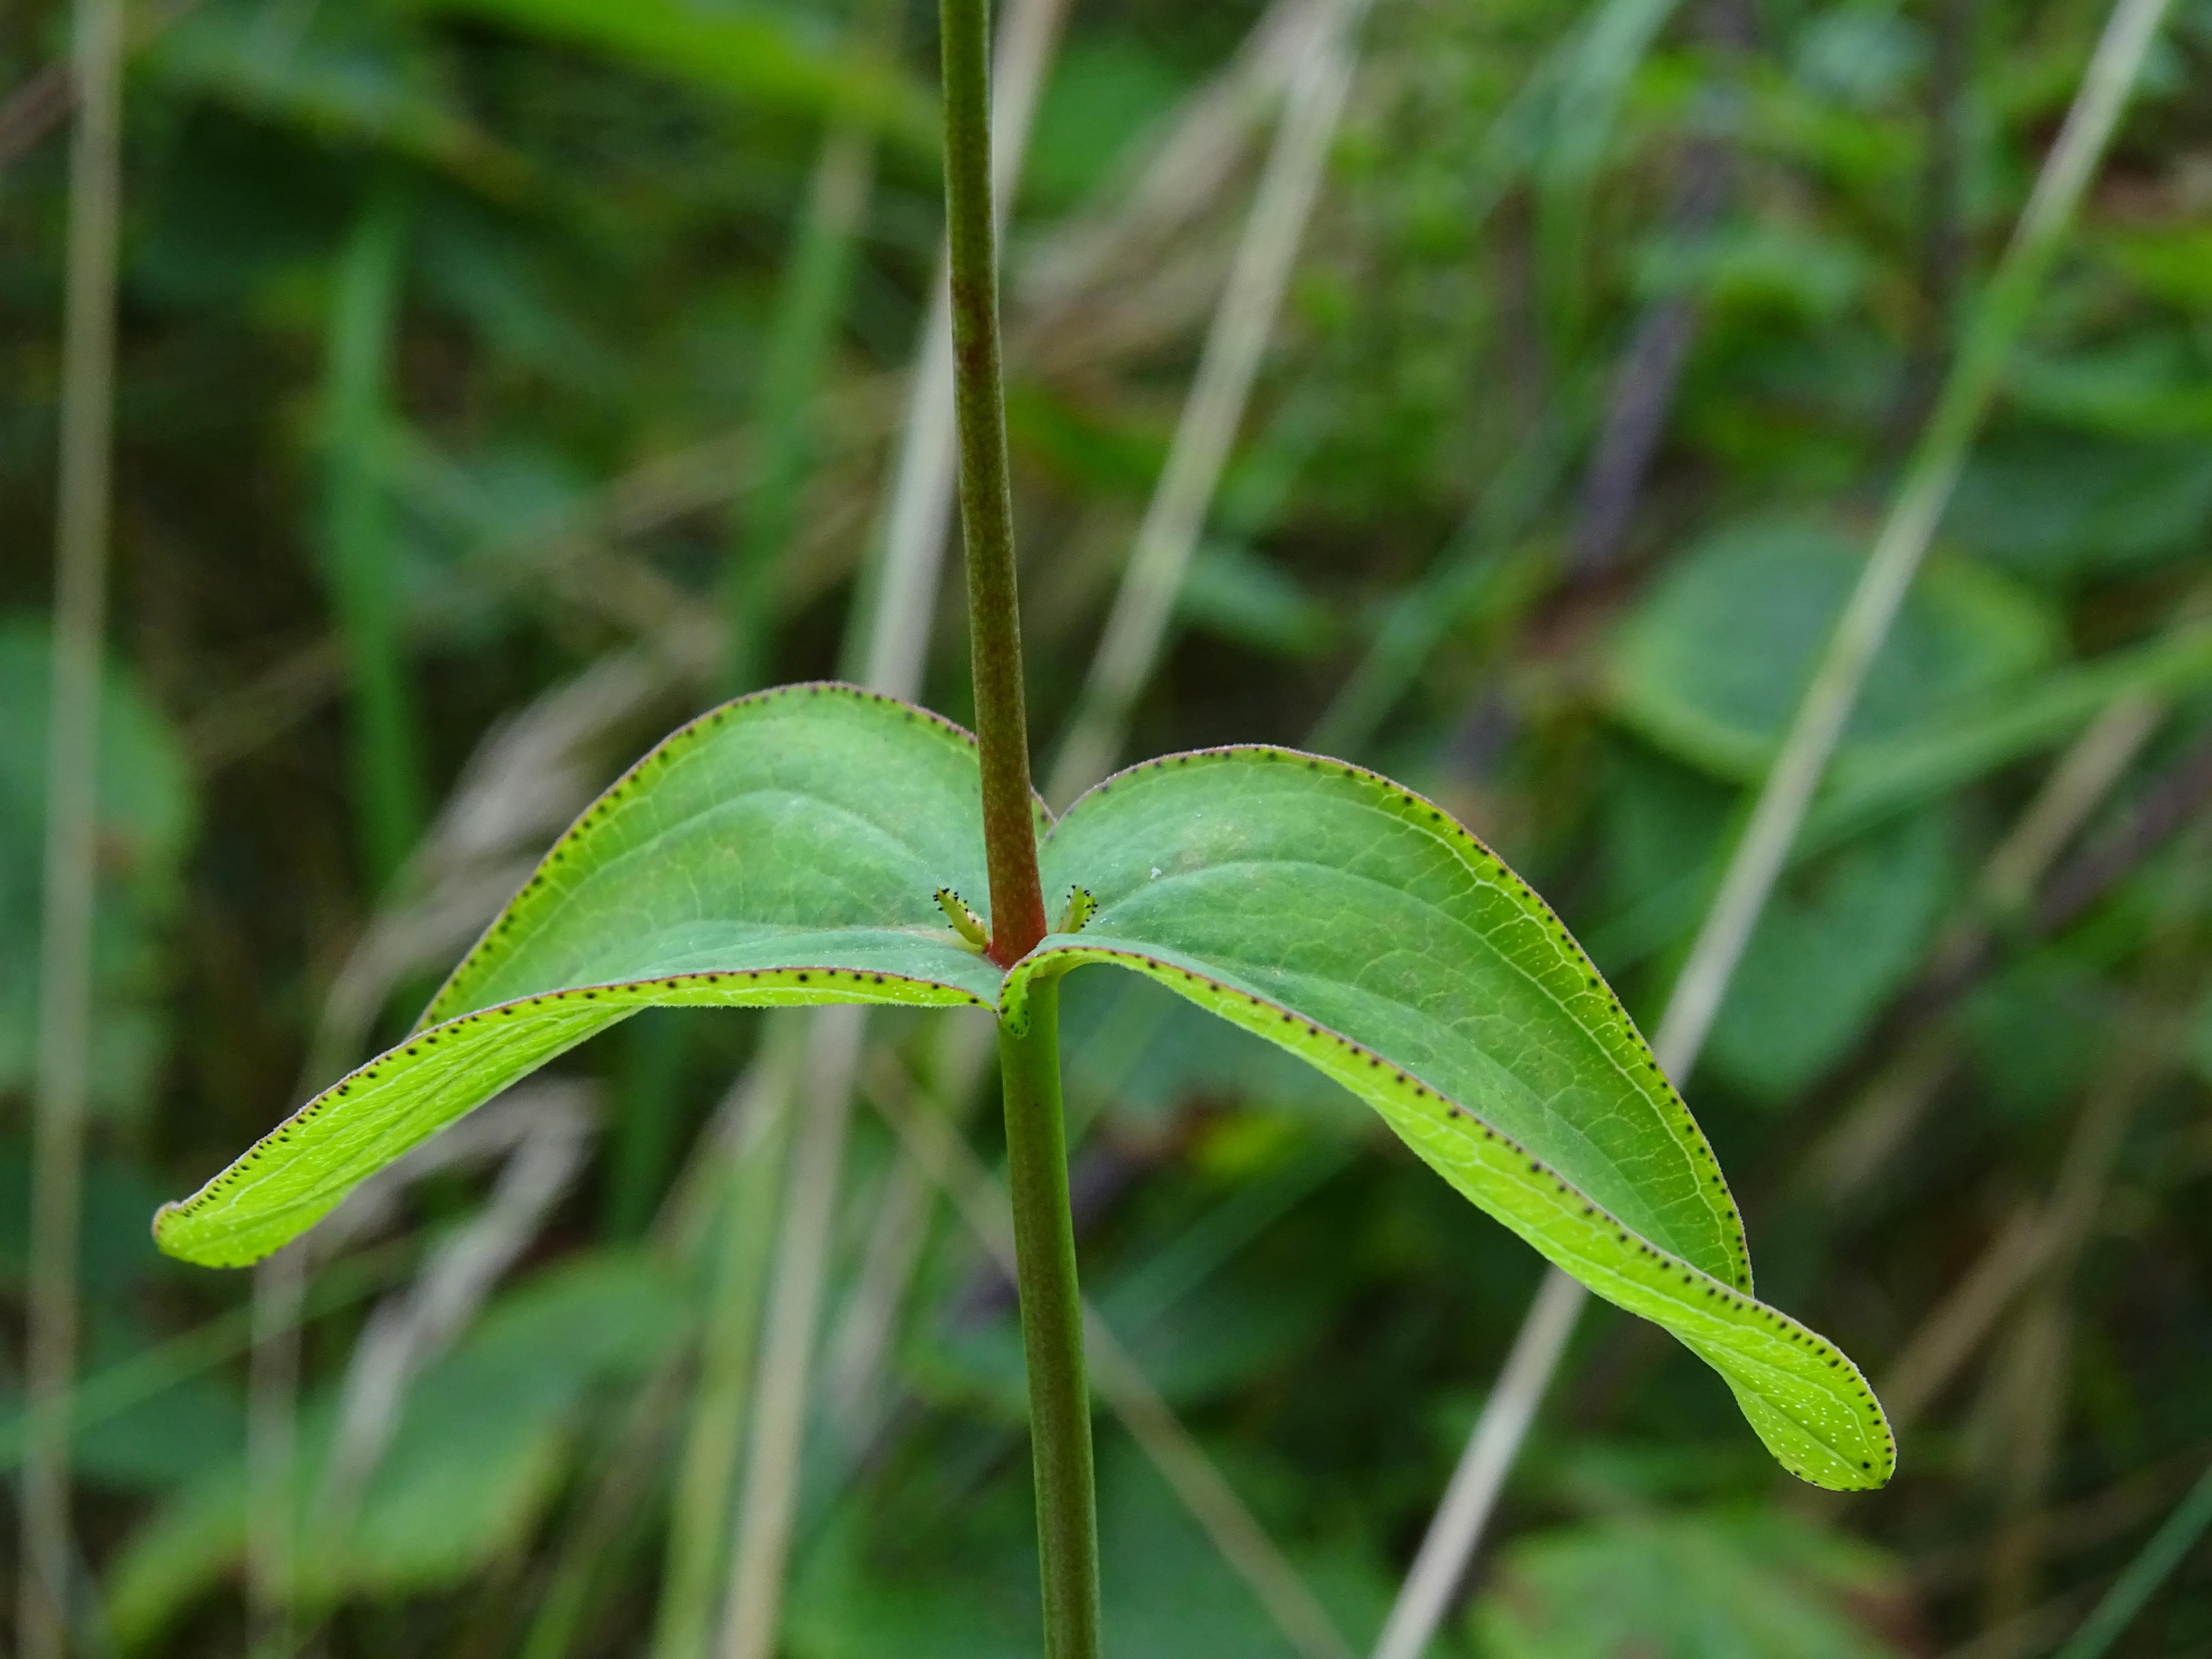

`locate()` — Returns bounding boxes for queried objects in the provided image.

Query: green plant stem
[995,978,1100,1659]
[940,0,1046,965]
[940,1,1097,1650]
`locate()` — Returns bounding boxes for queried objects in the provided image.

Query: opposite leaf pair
[154,682,1894,1490]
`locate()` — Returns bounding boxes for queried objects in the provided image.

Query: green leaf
[148,6,529,197]
[1704,810,1954,1101]
[153,686,1011,1268]
[103,1252,685,1640]
[1008,748,1894,1491]
[1471,1504,1910,1659]
[154,686,1888,1487]
[1941,425,2212,584]
[1610,515,2060,782]
[0,619,197,1122]
[411,0,937,157]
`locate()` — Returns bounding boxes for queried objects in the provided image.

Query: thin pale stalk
[21,0,122,1649]
[1371,0,2174,1647]
[710,1,1069,1648]
[717,1007,865,1659]
[324,187,422,890]
[723,116,880,694]
[1979,696,2165,914]
[1046,0,1370,806]
[1656,0,2172,1074]
[653,1036,800,1659]
[0,0,200,178]
[1368,1269,1583,1659]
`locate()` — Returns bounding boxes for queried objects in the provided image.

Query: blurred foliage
[4,0,2212,1650]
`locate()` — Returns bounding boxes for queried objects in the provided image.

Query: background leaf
[1470,1505,1911,1659]
[0,620,196,1123]
[1608,516,2061,782]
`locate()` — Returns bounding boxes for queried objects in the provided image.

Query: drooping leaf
[154,683,1889,1487]
[153,686,1015,1268]
[1008,748,1895,1490]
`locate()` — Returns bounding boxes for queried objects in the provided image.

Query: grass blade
[2052,1460,2212,1659]
[323,186,423,891]
[722,119,880,695]
[650,1033,800,1659]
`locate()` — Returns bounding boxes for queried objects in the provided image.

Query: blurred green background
[4,0,2212,1653]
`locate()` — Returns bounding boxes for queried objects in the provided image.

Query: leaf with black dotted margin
[154,684,1030,1269]
[1009,745,1894,1492]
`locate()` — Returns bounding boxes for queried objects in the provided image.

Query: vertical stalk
[941,1,1097,1653]
[722,117,879,695]
[654,1030,800,1659]
[716,6,1068,1650]
[22,0,123,1650]
[1046,0,1367,805]
[995,981,1099,1657]
[940,0,1047,963]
